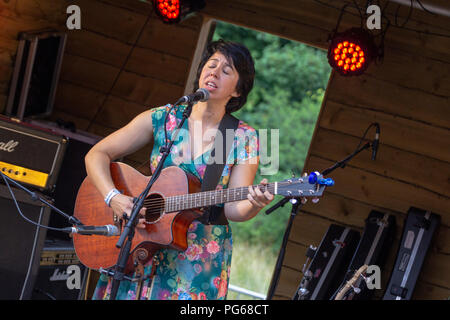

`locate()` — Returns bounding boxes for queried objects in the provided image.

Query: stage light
[327,27,377,77]
[152,0,206,24]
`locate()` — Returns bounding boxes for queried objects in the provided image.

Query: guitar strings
[140,184,278,216]
[128,181,304,212]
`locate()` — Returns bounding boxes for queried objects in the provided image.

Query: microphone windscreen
[197,88,210,102]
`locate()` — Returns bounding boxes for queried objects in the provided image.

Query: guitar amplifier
[293,224,360,300]
[337,210,396,300]
[0,115,67,192]
[383,207,440,300]
[31,239,88,300]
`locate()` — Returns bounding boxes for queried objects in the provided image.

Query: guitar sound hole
[145,193,165,223]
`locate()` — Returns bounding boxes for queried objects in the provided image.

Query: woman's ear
[231,91,241,98]
[231,85,241,98]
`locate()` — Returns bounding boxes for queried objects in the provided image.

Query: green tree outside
[212,21,331,298]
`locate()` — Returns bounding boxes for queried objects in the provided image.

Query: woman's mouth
[205,81,218,90]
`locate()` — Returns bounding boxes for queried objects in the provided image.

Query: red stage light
[154,0,180,23]
[327,28,377,77]
[152,0,205,24]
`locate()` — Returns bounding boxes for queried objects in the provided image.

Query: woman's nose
[209,68,219,78]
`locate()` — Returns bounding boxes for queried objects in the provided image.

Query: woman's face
[198,51,240,104]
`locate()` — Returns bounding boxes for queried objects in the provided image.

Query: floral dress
[92,104,259,300]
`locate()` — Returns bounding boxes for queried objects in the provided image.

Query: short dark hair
[193,39,255,113]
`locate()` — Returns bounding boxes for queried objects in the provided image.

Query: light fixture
[326,3,387,77]
[327,27,377,76]
[152,0,206,24]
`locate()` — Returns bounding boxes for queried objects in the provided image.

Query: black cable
[162,103,178,155]
[415,0,436,15]
[355,122,378,151]
[351,0,364,28]
[394,0,413,28]
[312,0,450,39]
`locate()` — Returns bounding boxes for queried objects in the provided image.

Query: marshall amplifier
[26,119,101,241]
[0,116,67,192]
[383,207,440,300]
[293,224,360,300]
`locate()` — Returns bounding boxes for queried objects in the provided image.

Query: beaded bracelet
[104,188,121,207]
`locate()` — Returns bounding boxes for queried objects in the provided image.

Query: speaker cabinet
[0,184,51,299]
[31,239,87,300]
[5,29,66,120]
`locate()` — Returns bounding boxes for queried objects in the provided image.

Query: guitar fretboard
[165,182,276,212]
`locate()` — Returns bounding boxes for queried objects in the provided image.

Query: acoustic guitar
[72,162,333,272]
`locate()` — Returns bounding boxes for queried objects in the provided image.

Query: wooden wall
[0,0,210,174]
[0,0,448,300]
[200,0,450,299]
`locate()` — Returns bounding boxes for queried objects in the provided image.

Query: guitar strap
[197,113,240,225]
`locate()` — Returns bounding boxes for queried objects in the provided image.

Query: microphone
[62,224,120,236]
[371,123,380,161]
[175,88,210,105]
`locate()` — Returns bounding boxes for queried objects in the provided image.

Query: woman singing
[87,40,274,300]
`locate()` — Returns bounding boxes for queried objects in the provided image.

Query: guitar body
[72,162,203,272]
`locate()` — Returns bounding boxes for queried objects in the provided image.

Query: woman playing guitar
[86,40,275,300]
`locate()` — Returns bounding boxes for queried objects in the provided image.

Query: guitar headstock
[276,172,334,198]
[334,264,369,300]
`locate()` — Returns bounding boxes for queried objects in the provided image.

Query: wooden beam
[111,70,184,106]
[125,46,190,86]
[305,156,450,226]
[319,101,450,163]
[60,53,121,94]
[310,128,450,198]
[184,17,216,95]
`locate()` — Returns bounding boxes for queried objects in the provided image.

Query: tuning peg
[318,178,335,186]
[291,170,296,178]
[302,172,308,178]
[308,172,320,184]
[352,286,361,294]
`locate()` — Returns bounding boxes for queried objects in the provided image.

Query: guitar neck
[165,182,277,212]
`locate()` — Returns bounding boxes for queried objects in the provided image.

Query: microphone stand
[108,102,193,300]
[0,170,83,226]
[266,140,373,300]
[266,196,303,300]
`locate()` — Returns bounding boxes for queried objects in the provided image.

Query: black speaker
[0,183,51,300]
[31,239,88,300]
[5,29,66,120]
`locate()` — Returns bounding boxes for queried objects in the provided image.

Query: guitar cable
[1,172,70,300]
[1,172,72,233]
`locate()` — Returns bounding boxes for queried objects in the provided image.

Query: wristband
[104,188,122,207]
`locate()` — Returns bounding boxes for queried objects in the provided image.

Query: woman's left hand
[247,178,275,209]
[247,178,321,209]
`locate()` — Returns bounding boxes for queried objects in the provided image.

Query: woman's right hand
[109,194,147,229]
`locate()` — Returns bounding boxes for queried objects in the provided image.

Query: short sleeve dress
[92,104,259,300]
